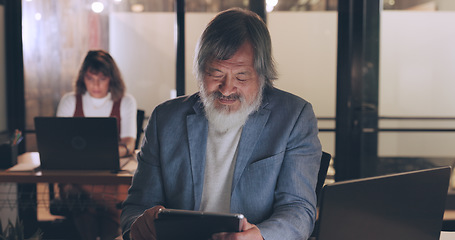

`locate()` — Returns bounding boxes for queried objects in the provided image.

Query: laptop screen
[316,167,451,240]
[34,117,121,171]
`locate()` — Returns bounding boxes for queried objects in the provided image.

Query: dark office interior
[1,0,455,239]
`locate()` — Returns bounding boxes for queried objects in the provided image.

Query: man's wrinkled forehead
[206,41,255,69]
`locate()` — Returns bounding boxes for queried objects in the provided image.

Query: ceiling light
[91,2,104,13]
[131,4,145,12]
[35,13,42,21]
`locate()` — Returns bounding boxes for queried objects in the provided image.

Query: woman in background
[56,49,137,240]
[57,49,137,157]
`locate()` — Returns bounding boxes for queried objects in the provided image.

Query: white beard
[199,83,263,133]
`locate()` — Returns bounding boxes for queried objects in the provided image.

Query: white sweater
[56,92,137,139]
[199,124,243,213]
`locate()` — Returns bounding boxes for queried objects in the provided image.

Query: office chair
[135,109,145,149]
[316,151,332,205]
[310,151,332,239]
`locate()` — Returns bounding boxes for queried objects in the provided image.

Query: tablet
[154,208,244,240]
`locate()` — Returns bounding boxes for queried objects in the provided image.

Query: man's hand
[211,217,263,240]
[130,205,164,240]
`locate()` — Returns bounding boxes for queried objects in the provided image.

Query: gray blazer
[121,87,322,240]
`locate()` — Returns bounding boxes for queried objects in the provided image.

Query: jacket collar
[187,95,208,209]
[186,90,271,208]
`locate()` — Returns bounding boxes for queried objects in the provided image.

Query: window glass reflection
[378,0,455,183]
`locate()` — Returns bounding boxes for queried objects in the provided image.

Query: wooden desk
[0,170,134,184]
[445,191,455,221]
[444,210,455,220]
[0,152,136,184]
[0,152,136,220]
[0,152,137,237]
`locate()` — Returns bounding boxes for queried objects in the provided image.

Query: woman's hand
[119,137,136,157]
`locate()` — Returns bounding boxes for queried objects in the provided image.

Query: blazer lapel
[187,101,208,210]
[231,99,271,194]
[186,92,271,208]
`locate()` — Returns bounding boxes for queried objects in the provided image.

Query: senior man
[121,8,322,240]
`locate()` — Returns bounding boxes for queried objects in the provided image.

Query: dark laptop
[316,166,451,240]
[34,117,122,171]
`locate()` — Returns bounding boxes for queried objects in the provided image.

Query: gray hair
[194,8,277,88]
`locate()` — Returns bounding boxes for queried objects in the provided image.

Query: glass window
[378,0,455,185]
[264,0,338,183]
[22,0,340,161]
[21,0,177,151]
[267,1,338,161]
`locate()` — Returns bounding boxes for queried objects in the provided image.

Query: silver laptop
[34,117,123,172]
[316,166,451,240]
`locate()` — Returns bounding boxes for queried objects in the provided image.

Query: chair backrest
[135,109,145,149]
[316,151,332,205]
[309,151,332,238]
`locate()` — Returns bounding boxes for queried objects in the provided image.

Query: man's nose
[219,75,236,96]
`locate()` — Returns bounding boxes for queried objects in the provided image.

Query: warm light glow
[131,4,144,12]
[266,0,278,12]
[267,0,279,6]
[91,2,104,13]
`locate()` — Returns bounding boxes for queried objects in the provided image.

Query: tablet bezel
[155,208,244,240]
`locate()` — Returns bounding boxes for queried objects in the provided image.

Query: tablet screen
[155,208,244,240]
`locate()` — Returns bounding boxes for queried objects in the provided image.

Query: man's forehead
[207,41,255,68]
[207,59,253,69]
